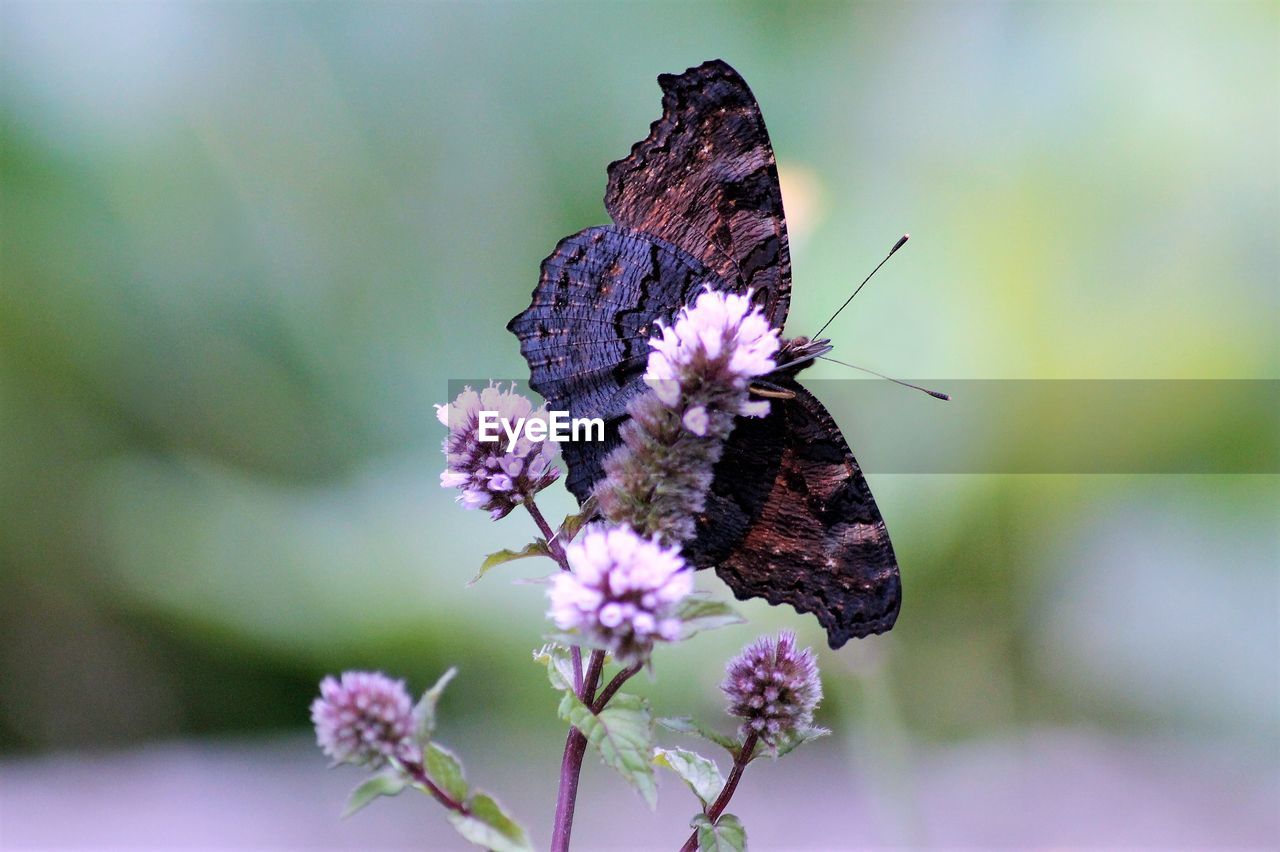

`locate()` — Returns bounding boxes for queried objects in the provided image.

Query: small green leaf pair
[691,813,746,852]
[652,740,740,850]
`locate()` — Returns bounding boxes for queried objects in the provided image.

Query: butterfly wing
[508,225,731,501]
[605,59,792,329]
[692,382,901,648]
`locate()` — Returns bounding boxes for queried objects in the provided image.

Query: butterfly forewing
[508,225,730,501]
[605,59,792,329]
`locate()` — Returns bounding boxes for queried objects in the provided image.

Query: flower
[721,631,823,750]
[593,289,781,540]
[681,405,709,436]
[311,671,420,768]
[644,289,780,417]
[437,382,559,519]
[548,524,693,664]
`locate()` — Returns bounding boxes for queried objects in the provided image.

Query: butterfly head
[773,336,833,376]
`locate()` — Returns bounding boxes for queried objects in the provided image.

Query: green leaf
[559,691,657,808]
[692,813,747,852]
[532,643,578,691]
[342,771,407,818]
[413,666,457,744]
[653,747,724,808]
[556,496,597,543]
[423,742,468,802]
[446,790,533,852]
[768,725,831,760]
[675,596,744,638]
[470,540,550,585]
[658,716,742,755]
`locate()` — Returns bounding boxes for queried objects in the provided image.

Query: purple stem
[551,649,605,852]
[677,731,759,852]
[524,498,584,690]
[591,663,642,714]
[525,498,615,850]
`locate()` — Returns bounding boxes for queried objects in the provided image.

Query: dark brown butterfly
[508,59,899,648]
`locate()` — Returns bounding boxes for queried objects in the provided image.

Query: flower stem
[523,497,569,569]
[523,497,585,689]
[551,649,606,852]
[677,731,759,852]
[591,663,642,714]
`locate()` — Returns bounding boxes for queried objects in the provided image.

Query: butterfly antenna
[813,234,909,339]
[818,355,950,401]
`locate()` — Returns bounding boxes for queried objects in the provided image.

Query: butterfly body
[509,60,901,647]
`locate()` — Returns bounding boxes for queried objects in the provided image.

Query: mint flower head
[594,288,781,542]
[311,671,420,768]
[644,289,780,418]
[548,524,693,665]
[722,631,823,750]
[437,381,559,519]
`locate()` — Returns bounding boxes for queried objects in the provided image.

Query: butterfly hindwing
[706,382,901,648]
[605,59,792,329]
[508,224,731,501]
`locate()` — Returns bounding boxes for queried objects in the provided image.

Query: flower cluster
[721,631,823,750]
[311,671,420,768]
[645,288,781,422]
[437,382,559,519]
[548,524,692,665]
[594,289,779,541]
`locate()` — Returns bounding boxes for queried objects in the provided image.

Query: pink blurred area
[3,730,1276,849]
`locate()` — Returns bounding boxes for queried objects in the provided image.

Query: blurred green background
[1,1,1276,848]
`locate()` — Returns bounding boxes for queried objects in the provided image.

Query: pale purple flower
[436,381,559,519]
[311,671,420,768]
[681,405,710,436]
[722,631,822,749]
[594,290,781,540]
[548,524,693,664]
[644,289,780,418]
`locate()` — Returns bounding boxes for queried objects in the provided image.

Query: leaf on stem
[413,666,457,745]
[423,742,468,802]
[691,813,747,852]
[675,596,745,639]
[446,790,533,852]
[658,716,742,756]
[470,540,551,585]
[532,643,578,691]
[557,495,598,544]
[342,771,407,818]
[558,690,657,808]
[653,747,724,809]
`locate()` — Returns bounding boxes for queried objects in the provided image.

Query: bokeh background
[2,1,1276,849]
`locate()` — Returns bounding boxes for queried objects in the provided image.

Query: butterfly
[508,59,899,648]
